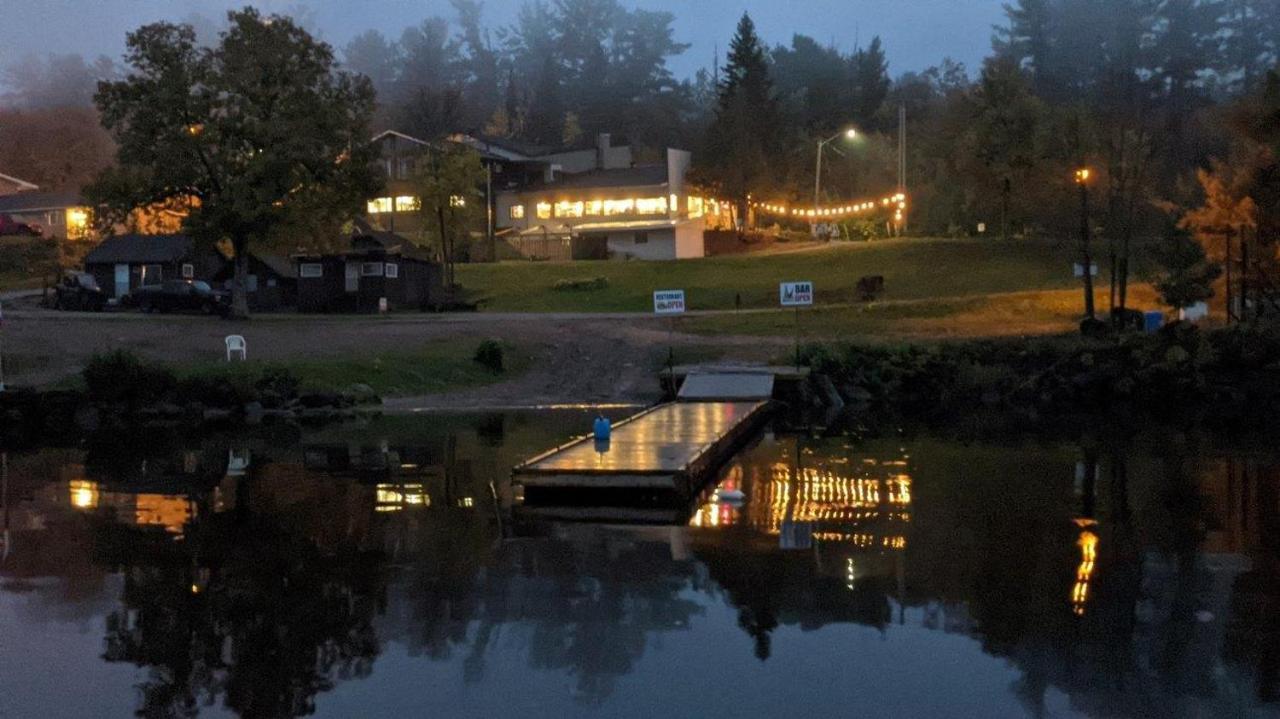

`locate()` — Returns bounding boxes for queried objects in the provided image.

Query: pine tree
[694,12,784,224]
[850,36,890,128]
[992,0,1055,95]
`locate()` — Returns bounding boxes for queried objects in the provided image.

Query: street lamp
[813,128,858,237]
[1075,167,1095,320]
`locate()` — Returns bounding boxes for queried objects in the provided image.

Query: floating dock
[512,400,772,500]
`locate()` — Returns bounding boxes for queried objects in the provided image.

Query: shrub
[255,366,301,399]
[177,372,258,408]
[552,276,609,291]
[82,350,177,406]
[473,339,505,373]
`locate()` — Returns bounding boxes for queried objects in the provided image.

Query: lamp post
[1075,168,1095,321]
[813,128,858,238]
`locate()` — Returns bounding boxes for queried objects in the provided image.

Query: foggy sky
[0,0,1005,82]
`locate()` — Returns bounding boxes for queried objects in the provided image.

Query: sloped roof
[84,234,193,265]
[0,173,39,191]
[520,165,668,193]
[0,191,83,212]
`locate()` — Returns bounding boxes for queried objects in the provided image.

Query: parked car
[127,280,231,315]
[52,271,107,312]
[0,213,42,237]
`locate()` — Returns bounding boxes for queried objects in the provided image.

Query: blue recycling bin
[1143,311,1164,333]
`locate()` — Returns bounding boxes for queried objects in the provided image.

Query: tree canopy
[89,8,382,317]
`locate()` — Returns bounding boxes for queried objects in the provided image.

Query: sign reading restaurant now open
[779,281,814,306]
[653,290,686,314]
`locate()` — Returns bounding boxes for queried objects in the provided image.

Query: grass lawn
[676,285,1164,341]
[174,340,536,397]
[457,237,1080,312]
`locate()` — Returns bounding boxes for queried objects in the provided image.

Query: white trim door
[114,264,129,298]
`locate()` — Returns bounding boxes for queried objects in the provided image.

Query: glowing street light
[1075,167,1096,320]
[813,127,858,238]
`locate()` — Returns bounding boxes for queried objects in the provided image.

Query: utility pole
[898,104,907,235]
[1076,169,1095,320]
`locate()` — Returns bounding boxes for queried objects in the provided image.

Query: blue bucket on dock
[593,415,612,441]
[1143,311,1164,333]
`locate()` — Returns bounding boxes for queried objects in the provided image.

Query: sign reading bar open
[653,289,686,314]
[779,281,814,306]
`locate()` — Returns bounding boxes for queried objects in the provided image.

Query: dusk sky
[1,0,1006,81]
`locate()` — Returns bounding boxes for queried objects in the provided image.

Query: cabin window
[181,263,194,279]
[299,263,323,278]
[509,204,525,220]
[366,197,392,214]
[385,262,399,278]
[535,202,552,220]
[361,262,384,277]
[394,195,418,212]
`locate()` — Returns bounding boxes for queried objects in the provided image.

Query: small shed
[83,234,224,300]
[212,252,297,312]
[294,221,444,313]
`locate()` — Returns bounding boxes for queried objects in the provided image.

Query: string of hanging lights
[749,192,908,222]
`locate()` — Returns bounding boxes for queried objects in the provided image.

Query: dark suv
[128,280,231,316]
[52,271,107,311]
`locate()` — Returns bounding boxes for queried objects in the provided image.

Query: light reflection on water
[0,412,1278,718]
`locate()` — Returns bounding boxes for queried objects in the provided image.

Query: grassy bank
[458,237,1078,313]
[51,341,536,398]
[175,340,535,397]
[677,286,1163,341]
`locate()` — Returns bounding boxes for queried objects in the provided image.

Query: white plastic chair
[225,335,247,362]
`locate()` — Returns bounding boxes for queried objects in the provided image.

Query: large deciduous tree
[412,145,485,290]
[89,8,382,318]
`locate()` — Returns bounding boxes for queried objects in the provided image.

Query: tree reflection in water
[3,417,1280,717]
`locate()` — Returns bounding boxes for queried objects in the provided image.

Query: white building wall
[606,229,676,260]
[674,218,706,259]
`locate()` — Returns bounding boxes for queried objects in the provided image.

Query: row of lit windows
[367,196,466,214]
[509,195,718,221]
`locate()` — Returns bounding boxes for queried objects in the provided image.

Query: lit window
[394,195,418,211]
[635,197,667,215]
[554,200,583,218]
[65,207,90,239]
[509,204,525,220]
[687,196,704,218]
[360,262,383,277]
[669,194,678,212]
[367,197,392,214]
[585,199,604,216]
[536,202,552,220]
[299,263,323,278]
[603,198,634,215]
[182,263,194,279]
[385,262,399,278]
[449,195,466,208]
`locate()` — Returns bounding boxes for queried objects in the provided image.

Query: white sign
[780,281,814,307]
[1073,262,1099,277]
[653,289,686,315]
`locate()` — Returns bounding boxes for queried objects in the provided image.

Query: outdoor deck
[512,400,772,497]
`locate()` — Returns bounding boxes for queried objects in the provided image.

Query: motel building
[366,130,730,262]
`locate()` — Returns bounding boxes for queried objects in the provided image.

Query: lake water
[1,411,1277,718]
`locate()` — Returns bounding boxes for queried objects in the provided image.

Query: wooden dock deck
[512,400,771,498]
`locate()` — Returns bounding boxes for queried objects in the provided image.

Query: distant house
[83,234,224,300]
[294,220,443,313]
[363,130,724,262]
[0,191,93,240]
[212,252,297,312]
[0,173,39,195]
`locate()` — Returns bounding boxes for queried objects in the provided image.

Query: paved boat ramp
[512,366,786,503]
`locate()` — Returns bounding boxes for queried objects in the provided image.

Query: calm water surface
[1,411,1278,718]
